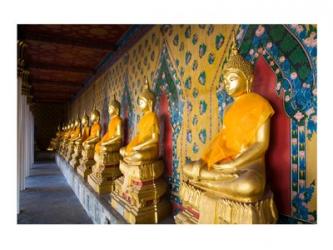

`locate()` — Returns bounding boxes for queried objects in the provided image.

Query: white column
[17,76,22,214]
[17,75,28,213]
[18,79,25,191]
[30,110,34,169]
[24,98,29,178]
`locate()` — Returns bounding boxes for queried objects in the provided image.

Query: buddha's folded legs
[192,167,265,203]
[123,148,159,163]
[183,161,203,180]
[94,152,100,164]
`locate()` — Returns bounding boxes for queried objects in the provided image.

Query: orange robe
[83,123,101,143]
[81,126,90,142]
[125,111,159,153]
[202,93,274,168]
[64,129,72,139]
[95,115,122,153]
[70,127,81,140]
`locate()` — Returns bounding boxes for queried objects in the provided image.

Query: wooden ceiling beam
[33,92,73,99]
[32,87,79,94]
[29,62,94,74]
[32,83,81,91]
[21,31,116,51]
[30,79,82,87]
[33,98,68,103]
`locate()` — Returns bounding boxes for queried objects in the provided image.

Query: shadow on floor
[18,162,92,224]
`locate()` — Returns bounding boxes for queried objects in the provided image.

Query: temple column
[17,41,34,214]
[29,109,34,171]
[17,73,23,214]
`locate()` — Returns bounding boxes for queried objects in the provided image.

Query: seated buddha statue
[111,79,170,224]
[69,112,90,169]
[176,37,277,224]
[47,125,61,151]
[65,116,81,161]
[57,125,66,154]
[77,106,102,180]
[119,82,159,164]
[60,123,73,157]
[88,95,123,194]
[63,121,75,157]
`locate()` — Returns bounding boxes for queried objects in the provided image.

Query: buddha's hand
[212,163,239,179]
[212,162,237,173]
[183,161,203,181]
[119,147,126,157]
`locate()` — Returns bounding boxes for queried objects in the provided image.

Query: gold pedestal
[60,140,69,157]
[175,182,277,224]
[69,143,83,170]
[77,145,95,181]
[110,160,170,224]
[87,151,122,195]
[65,141,75,162]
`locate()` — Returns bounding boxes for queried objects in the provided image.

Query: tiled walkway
[18,162,92,224]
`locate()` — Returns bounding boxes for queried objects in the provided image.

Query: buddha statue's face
[223,69,252,97]
[91,113,96,122]
[82,117,88,126]
[138,96,151,112]
[91,112,99,123]
[108,104,119,116]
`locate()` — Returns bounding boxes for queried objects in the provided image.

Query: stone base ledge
[55,154,126,224]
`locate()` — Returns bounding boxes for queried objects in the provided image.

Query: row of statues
[50,80,170,223]
[48,37,278,224]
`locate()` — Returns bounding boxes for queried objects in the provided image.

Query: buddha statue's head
[81,111,89,126]
[138,78,155,112]
[222,35,254,98]
[90,105,100,123]
[109,94,121,116]
[74,115,81,127]
[70,121,74,129]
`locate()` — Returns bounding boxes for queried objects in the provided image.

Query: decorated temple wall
[67,24,317,223]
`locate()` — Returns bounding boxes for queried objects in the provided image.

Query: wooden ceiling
[18,25,130,103]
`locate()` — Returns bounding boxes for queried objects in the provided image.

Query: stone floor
[18,162,92,224]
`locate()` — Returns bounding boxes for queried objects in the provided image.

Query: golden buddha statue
[65,116,81,161]
[60,123,72,157]
[88,95,123,194]
[175,36,278,224]
[63,121,75,158]
[47,125,62,151]
[77,106,102,180]
[69,112,90,170]
[110,78,170,224]
[57,125,66,154]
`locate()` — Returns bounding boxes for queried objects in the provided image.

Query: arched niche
[101,95,109,136]
[153,43,184,210]
[253,56,291,216]
[231,24,317,222]
[121,74,134,145]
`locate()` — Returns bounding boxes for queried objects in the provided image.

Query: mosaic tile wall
[68,25,317,223]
